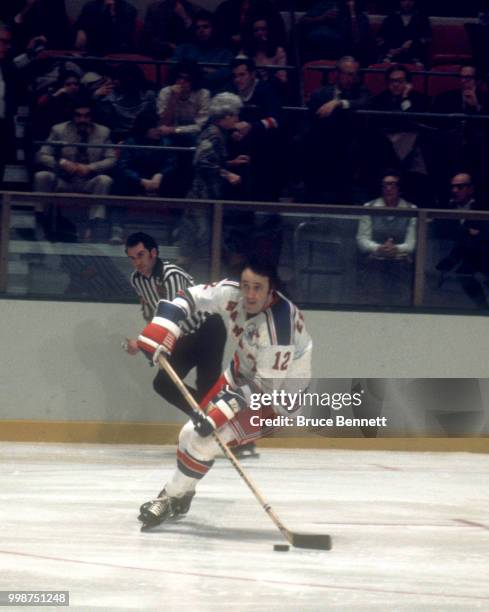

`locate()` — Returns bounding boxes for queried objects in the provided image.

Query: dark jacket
[114,136,176,195]
[239,80,283,135]
[431,88,489,114]
[377,10,431,63]
[308,83,370,117]
[140,0,194,58]
[74,0,137,55]
[371,88,427,131]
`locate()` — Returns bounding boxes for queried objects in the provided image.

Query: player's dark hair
[240,257,280,290]
[125,232,158,253]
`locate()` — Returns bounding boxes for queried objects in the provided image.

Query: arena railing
[2,190,489,312]
[32,54,466,105]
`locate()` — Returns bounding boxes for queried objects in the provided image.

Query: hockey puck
[273,544,290,552]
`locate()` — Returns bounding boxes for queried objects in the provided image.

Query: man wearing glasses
[432,63,488,115]
[436,172,489,309]
[431,63,489,194]
[34,98,116,241]
[356,169,417,305]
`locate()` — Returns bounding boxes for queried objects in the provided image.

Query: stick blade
[289,532,332,550]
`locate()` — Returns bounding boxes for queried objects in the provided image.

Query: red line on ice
[0,549,488,602]
[453,518,489,531]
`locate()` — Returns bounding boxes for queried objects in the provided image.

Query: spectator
[230,57,283,201]
[436,172,489,309]
[178,92,248,266]
[357,170,417,257]
[7,0,70,52]
[93,63,156,141]
[431,62,489,114]
[431,62,489,193]
[356,169,417,305]
[113,111,176,197]
[74,0,138,56]
[298,0,342,61]
[241,16,288,86]
[370,64,429,202]
[214,0,286,52]
[304,55,370,202]
[33,70,83,139]
[298,0,370,63]
[156,60,210,145]
[156,60,210,196]
[173,10,234,95]
[33,98,116,242]
[376,0,431,66]
[140,0,194,59]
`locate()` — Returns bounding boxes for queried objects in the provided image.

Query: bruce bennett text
[249,415,388,428]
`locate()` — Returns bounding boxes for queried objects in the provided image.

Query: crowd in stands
[1,0,489,299]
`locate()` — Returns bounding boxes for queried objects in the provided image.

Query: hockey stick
[158,355,332,551]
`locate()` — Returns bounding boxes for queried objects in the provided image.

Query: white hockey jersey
[156,279,312,400]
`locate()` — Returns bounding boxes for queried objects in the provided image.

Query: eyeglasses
[74,111,91,118]
[388,77,406,84]
[451,183,471,189]
[382,180,400,186]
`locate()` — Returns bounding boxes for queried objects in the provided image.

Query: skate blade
[139,513,186,531]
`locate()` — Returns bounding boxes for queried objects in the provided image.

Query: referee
[123,232,226,416]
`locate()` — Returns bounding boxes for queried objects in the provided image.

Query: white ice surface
[1,443,489,611]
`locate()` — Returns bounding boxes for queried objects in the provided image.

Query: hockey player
[136,258,312,527]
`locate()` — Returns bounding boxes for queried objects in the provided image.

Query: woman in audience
[241,16,288,86]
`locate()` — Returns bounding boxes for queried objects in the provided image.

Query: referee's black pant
[153,314,226,416]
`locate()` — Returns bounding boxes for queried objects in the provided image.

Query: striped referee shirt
[130,258,206,334]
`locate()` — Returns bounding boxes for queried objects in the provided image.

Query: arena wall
[1,299,488,449]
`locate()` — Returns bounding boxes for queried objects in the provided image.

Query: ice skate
[138,489,195,529]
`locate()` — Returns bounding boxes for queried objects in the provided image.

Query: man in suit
[370,64,429,202]
[436,172,489,309]
[34,98,116,241]
[431,62,489,192]
[432,63,488,115]
[304,55,370,202]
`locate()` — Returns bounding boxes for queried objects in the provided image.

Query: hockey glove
[137,317,181,364]
[197,386,248,433]
[194,415,216,438]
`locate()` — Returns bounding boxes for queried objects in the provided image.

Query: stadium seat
[427,64,461,98]
[429,21,471,66]
[301,60,337,103]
